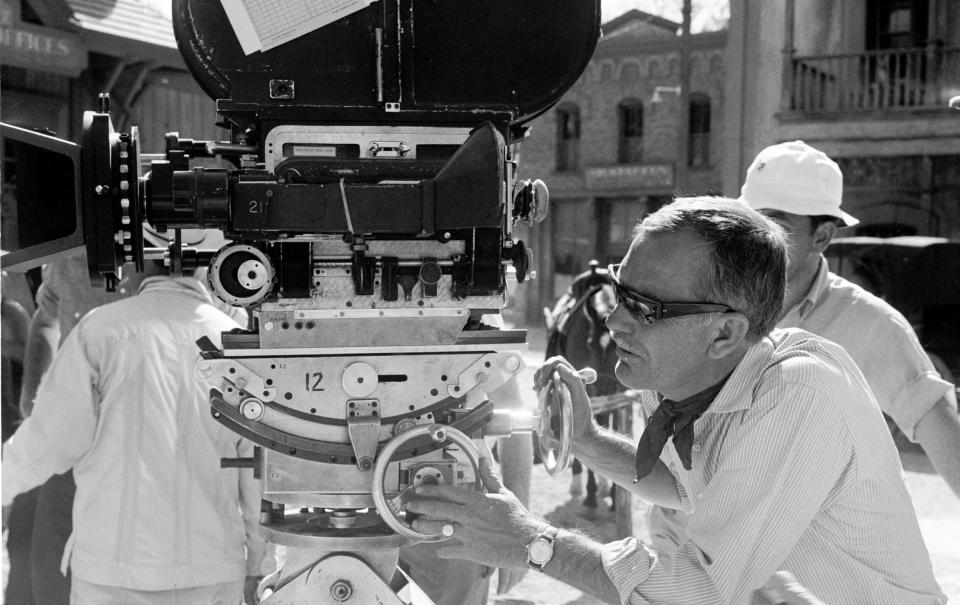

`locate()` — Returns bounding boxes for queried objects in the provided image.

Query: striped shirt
[600,329,945,604]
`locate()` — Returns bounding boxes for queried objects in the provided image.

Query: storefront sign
[0,1,87,77]
[584,163,674,190]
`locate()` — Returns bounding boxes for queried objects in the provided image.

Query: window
[19,1,43,25]
[617,100,643,164]
[598,197,651,266]
[688,93,711,168]
[552,199,594,275]
[867,0,928,50]
[555,105,580,171]
[864,0,929,106]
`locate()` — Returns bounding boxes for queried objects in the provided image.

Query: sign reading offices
[584,164,674,190]
[0,0,87,77]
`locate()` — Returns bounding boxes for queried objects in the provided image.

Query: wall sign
[584,163,674,190]
[0,0,87,77]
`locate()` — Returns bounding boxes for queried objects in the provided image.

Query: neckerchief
[634,374,731,482]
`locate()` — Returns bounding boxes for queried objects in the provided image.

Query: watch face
[528,538,553,564]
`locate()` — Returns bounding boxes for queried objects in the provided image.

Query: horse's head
[579,284,622,396]
[545,264,625,397]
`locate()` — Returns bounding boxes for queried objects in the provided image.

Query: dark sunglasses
[607,264,736,325]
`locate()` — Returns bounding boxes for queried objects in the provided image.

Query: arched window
[617,99,644,164]
[555,104,581,171]
[688,93,711,168]
[600,62,614,82]
[620,62,640,83]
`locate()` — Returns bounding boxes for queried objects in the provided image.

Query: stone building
[513,10,726,323]
[724,0,960,238]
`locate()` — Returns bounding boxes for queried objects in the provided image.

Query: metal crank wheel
[537,370,574,477]
[370,424,482,542]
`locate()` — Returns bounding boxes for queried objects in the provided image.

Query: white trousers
[70,578,243,605]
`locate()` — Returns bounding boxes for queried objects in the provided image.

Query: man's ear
[812,220,837,253]
[705,313,750,359]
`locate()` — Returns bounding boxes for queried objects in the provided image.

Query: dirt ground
[490,329,960,604]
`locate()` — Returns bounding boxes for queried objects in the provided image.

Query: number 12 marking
[305,372,324,391]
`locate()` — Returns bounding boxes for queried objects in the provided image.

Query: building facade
[513,10,726,323]
[724,0,960,238]
[2,0,223,254]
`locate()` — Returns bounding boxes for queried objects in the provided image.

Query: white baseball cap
[738,140,858,227]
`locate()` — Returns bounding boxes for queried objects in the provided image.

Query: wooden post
[614,403,634,537]
[927,0,941,106]
[675,0,692,196]
[779,0,796,111]
[591,391,639,537]
[534,201,555,326]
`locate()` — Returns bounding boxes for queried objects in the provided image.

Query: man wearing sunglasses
[647,141,960,568]
[405,197,944,604]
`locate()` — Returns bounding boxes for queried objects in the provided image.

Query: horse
[543,260,626,510]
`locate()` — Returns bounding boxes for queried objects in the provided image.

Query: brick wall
[513,28,728,323]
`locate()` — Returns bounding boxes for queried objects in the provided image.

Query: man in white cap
[742,140,959,496]
[647,140,960,554]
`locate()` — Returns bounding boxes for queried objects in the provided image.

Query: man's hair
[634,196,788,339]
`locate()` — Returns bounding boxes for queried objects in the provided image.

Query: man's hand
[534,356,597,440]
[406,456,545,570]
[243,574,263,604]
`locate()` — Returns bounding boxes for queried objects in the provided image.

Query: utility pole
[675,0,692,196]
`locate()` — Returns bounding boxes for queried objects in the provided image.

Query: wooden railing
[786,46,960,112]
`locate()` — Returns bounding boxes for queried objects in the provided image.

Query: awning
[66,0,184,67]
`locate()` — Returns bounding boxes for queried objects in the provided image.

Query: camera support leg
[260,547,435,604]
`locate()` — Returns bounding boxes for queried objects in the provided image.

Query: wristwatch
[526,526,560,571]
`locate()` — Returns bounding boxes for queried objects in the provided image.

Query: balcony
[785,46,960,113]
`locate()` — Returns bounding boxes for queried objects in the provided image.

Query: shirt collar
[136,275,215,305]
[703,336,775,414]
[790,256,830,321]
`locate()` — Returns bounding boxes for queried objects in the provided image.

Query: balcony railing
[786,46,960,112]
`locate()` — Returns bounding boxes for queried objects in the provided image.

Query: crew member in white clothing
[2,260,267,604]
[403,197,944,604]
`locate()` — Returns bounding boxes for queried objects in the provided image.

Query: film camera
[2,1,599,602]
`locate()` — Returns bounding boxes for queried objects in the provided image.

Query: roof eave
[80,28,184,68]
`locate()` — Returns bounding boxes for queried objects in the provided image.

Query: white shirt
[2,276,266,590]
[779,257,955,439]
[35,254,248,342]
[600,329,944,604]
